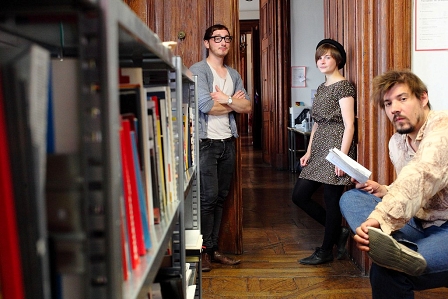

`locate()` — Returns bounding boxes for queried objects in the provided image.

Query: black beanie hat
[316,38,346,69]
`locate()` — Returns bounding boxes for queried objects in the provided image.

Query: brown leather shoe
[212,250,241,265]
[201,252,212,272]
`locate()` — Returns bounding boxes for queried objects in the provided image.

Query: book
[189,105,197,168]
[130,131,152,251]
[325,147,372,183]
[2,43,52,299]
[159,97,176,204]
[119,70,155,227]
[147,92,168,217]
[182,103,192,177]
[119,123,140,269]
[122,119,147,256]
[147,106,161,224]
[0,65,26,299]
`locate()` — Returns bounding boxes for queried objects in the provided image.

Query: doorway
[239,20,262,149]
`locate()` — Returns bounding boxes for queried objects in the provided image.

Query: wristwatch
[227,96,233,105]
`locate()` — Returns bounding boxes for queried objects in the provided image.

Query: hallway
[201,140,448,298]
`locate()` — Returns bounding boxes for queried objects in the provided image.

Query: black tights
[292,178,345,250]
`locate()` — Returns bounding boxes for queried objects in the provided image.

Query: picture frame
[291,66,306,88]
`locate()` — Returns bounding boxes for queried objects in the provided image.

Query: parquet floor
[201,137,448,299]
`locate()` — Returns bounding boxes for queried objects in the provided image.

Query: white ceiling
[239,0,260,11]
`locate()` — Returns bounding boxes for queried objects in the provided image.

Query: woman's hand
[300,152,311,167]
[335,166,345,177]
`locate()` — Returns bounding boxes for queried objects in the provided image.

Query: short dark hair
[204,24,230,41]
[315,39,346,69]
[371,70,430,109]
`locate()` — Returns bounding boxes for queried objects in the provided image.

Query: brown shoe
[212,250,241,265]
[201,252,212,272]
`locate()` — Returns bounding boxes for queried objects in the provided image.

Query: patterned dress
[299,80,356,185]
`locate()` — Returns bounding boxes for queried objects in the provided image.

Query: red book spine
[0,71,26,298]
[119,126,140,269]
[121,119,145,256]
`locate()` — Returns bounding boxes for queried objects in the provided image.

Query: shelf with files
[0,1,198,299]
[182,75,202,299]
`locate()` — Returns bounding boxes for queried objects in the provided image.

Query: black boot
[336,226,350,259]
[299,247,333,265]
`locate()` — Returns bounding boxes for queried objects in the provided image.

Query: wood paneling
[260,0,272,163]
[324,0,412,275]
[213,0,244,255]
[274,0,290,169]
[260,0,290,169]
[123,0,147,23]
[145,0,209,68]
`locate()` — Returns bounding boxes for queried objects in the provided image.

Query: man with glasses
[190,24,251,272]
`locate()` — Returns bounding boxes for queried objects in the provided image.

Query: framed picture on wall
[292,66,306,88]
[415,0,448,51]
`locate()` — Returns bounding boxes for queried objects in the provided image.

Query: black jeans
[199,138,236,252]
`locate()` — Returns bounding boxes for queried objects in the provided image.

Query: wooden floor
[201,137,448,299]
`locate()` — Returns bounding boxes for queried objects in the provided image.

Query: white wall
[253,1,447,112]
[239,0,260,20]
[411,0,448,111]
[240,10,260,20]
[290,0,324,108]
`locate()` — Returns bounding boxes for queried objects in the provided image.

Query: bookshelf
[0,1,201,299]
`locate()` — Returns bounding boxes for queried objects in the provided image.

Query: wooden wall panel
[260,0,290,169]
[211,0,245,255]
[146,0,209,68]
[324,0,412,275]
[274,0,290,169]
[123,0,147,23]
[260,0,273,164]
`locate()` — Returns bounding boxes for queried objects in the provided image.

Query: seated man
[340,70,448,299]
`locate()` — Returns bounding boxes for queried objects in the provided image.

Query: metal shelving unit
[0,1,200,298]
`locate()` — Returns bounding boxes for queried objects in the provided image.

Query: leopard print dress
[299,80,356,185]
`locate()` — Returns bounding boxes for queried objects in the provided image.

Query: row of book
[118,67,200,287]
[0,40,197,298]
[119,68,178,280]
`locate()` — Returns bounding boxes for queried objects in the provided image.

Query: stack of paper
[325,148,371,183]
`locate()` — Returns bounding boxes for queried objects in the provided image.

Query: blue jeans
[199,138,236,253]
[340,189,448,299]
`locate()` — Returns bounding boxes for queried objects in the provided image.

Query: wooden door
[240,20,262,149]
[251,25,262,149]
[260,0,273,164]
[259,0,290,168]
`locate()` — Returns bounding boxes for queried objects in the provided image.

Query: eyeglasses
[209,35,233,43]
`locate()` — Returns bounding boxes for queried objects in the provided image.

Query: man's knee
[339,189,359,211]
